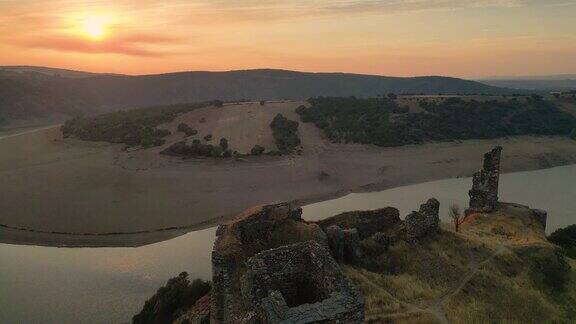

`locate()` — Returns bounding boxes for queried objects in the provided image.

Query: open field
[1,100,575,245]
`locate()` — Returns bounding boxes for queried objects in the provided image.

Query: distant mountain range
[0,66,520,121]
[479,74,576,91]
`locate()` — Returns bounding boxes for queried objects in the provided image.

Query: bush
[392,105,409,114]
[529,249,571,293]
[260,100,266,106]
[132,272,210,324]
[250,145,265,156]
[62,102,210,147]
[570,128,576,140]
[269,114,301,154]
[213,100,224,108]
[219,138,229,150]
[203,134,213,141]
[177,123,198,136]
[161,141,230,159]
[548,225,576,258]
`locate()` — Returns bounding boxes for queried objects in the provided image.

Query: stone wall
[405,198,440,242]
[468,146,503,214]
[241,241,365,323]
[210,203,330,323]
[317,207,401,239]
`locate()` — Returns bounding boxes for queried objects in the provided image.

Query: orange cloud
[10,34,180,57]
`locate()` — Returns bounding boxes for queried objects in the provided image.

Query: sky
[0,0,575,78]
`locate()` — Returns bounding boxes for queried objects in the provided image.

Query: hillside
[0,66,518,123]
[134,147,576,323]
[480,75,576,92]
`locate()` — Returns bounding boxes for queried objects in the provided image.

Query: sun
[82,15,109,40]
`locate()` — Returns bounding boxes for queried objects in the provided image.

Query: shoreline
[2,162,575,248]
[1,103,575,247]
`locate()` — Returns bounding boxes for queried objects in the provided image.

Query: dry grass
[344,204,576,323]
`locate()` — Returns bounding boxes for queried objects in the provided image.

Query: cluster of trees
[548,225,576,258]
[62,102,211,147]
[297,96,576,147]
[132,272,210,324]
[177,123,198,136]
[269,113,301,154]
[161,137,233,158]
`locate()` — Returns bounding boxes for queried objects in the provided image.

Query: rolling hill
[0,66,519,122]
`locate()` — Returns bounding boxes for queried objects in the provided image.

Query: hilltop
[0,66,519,123]
[135,147,576,323]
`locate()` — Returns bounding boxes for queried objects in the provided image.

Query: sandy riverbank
[1,101,575,246]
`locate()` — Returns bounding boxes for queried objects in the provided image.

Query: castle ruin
[468,146,503,214]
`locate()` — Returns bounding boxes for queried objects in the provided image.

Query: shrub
[160,141,230,159]
[260,100,266,106]
[219,138,229,150]
[250,145,265,156]
[132,272,210,324]
[529,249,571,293]
[203,134,213,141]
[213,100,224,108]
[392,105,409,114]
[548,225,576,258]
[269,114,301,154]
[570,128,576,140]
[62,102,210,147]
[177,123,198,136]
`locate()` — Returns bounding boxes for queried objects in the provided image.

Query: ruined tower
[468,146,503,214]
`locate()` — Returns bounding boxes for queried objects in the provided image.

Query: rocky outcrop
[317,207,401,239]
[532,209,548,229]
[468,146,503,214]
[405,198,440,242]
[325,225,363,263]
[241,241,365,323]
[174,294,211,324]
[210,202,335,323]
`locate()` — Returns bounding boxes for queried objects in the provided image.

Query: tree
[219,138,229,150]
[449,204,465,232]
[570,128,576,140]
[260,100,266,106]
[132,272,210,324]
[250,145,265,156]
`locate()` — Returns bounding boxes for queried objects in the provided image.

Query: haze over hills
[479,74,576,92]
[0,66,520,122]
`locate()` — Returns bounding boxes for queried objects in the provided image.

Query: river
[0,164,575,323]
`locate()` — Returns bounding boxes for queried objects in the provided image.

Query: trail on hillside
[357,243,508,324]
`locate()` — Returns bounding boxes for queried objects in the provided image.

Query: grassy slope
[345,203,576,323]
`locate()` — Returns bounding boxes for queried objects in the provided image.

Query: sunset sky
[1,0,575,77]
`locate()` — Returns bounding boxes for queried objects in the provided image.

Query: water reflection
[1,164,575,323]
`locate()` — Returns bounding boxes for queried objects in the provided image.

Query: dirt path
[357,244,507,323]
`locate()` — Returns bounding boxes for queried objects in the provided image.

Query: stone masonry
[405,198,440,242]
[211,203,333,323]
[468,146,503,214]
[241,241,365,323]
